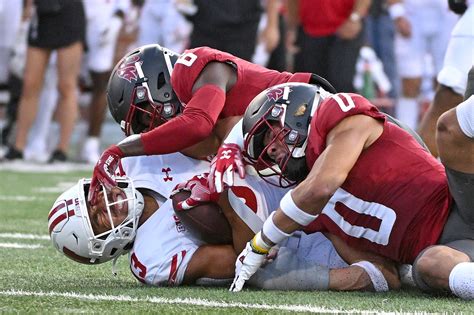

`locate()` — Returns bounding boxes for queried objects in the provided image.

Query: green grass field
[1,167,473,314]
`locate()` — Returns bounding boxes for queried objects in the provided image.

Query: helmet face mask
[48,178,144,265]
[243,83,325,187]
[107,44,182,136]
[123,84,180,135]
[244,104,304,187]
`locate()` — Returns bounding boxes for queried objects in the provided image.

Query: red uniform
[141,47,311,155]
[304,93,452,263]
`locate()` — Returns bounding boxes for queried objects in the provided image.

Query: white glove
[229,242,267,292]
[99,16,122,47]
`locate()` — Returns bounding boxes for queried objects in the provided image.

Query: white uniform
[0,0,22,83]
[83,0,130,72]
[395,0,458,78]
[137,0,191,53]
[121,154,346,286]
[437,3,474,95]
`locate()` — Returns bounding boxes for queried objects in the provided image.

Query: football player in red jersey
[224,78,474,299]
[87,44,336,205]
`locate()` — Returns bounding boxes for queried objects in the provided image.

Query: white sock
[449,262,474,300]
[395,97,420,130]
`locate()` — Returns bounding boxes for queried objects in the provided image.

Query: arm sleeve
[141,85,226,155]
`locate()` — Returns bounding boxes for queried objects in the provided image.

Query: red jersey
[171,47,311,118]
[299,0,355,36]
[141,47,311,155]
[304,93,452,263]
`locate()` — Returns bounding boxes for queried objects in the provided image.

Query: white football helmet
[48,177,144,264]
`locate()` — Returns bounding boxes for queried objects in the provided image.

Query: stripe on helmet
[48,209,75,235]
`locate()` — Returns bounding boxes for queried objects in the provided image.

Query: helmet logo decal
[266,88,285,101]
[294,104,307,117]
[117,55,142,82]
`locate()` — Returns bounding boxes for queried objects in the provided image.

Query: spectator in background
[0,0,26,146]
[363,0,398,115]
[80,0,129,164]
[178,0,263,61]
[390,0,457,131]
[287,0,371,92]
[252,0,287,72]
[418,1,474,156]
[0,0,23,89]
[3,0,85,162]
[137,0,191,53]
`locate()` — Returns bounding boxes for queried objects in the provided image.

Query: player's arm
[325,233,401,290]
[139,61,237,156]
[182,244,237,284]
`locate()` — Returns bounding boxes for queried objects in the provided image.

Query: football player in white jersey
[418,1,474,156]
[48,152,400,291]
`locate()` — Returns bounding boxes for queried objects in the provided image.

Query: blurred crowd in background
[0,0,465,164]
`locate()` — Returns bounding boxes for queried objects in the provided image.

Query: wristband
[352,261,389,292]
[280,189,317,226]
[388,3,405,20]
[250,232,272,254]
[262,212,291,245]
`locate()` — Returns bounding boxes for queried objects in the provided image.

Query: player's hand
[171,173,221,210]
[230,236,269,292]
[88,145,124,205]
[209,143,245,193]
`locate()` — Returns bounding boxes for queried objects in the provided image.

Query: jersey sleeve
[312,93,386,142]
[172,47,223,103]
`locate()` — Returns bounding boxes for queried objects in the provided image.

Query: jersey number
[322,188,396,245]
[331,93,356,112]
[176,52,197,67]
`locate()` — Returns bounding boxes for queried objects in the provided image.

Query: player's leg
[249,233,399,292]
[418,85,463,156]
[436,68,474,173]
[81,71,109,163]
[53,41,83,159]
[413,242,474,299]
[394,26,423,131]
[418,7,474,156]
[11,47,51,153]
[24,59,58,162]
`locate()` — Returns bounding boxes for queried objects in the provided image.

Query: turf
[1,169,473,313]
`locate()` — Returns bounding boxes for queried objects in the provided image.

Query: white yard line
[0,162,91,172]
[0,243,43,249]
[0,195,50,201]
[0,289,393,314]
[0,233,50,240]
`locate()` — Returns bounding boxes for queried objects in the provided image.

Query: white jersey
[437,5,474,95]
[83,0,130,72]
[121,153,345,286]
[119,153,210,205]
[395,0,458,78]
[120,153,209,286]
[130,199,204,286]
